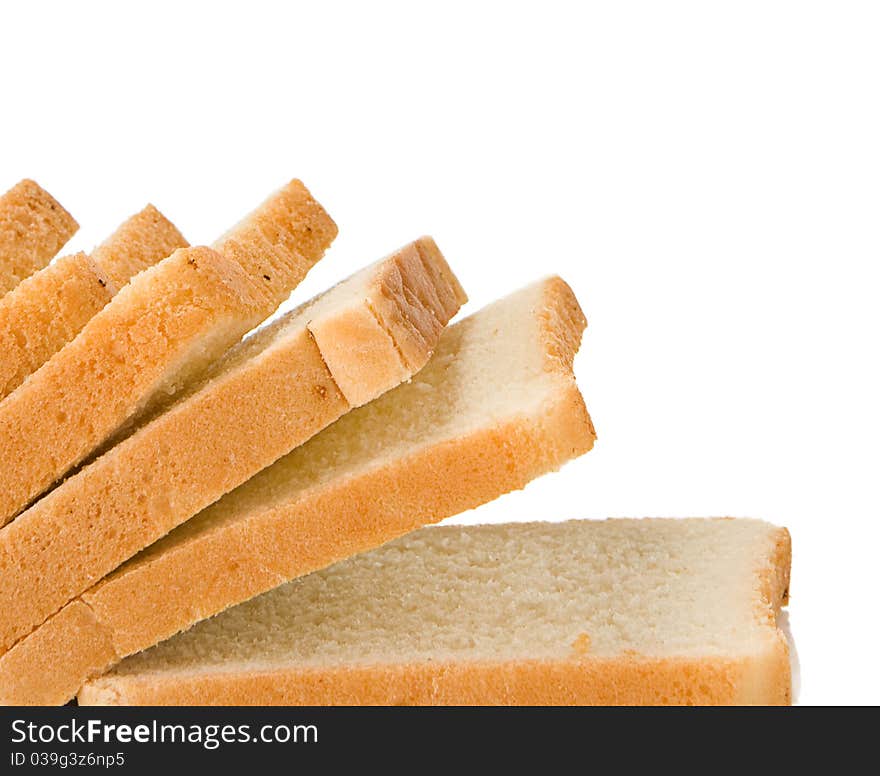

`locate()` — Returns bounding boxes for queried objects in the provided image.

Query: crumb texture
[110,519,787,679]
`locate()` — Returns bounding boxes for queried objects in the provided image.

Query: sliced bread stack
[0,176,791,706]
[1,275,592,704]
[0,204,188,401]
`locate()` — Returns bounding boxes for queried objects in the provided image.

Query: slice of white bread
[0,179,78,295]
[0,205,188,401]
[0,276,593,705]
[0,179,335,526]
[79,519,791,706]
[0,238,465,673]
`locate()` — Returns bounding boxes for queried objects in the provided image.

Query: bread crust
[0,278,591,705]
[309,237,467,406]
[78,654,788,706]
[0,206,187,402]
[0,179,78,295]
[742,526,792,705]
[0,240,463,683]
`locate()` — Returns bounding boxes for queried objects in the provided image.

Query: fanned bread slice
[0,205,188,401]
[0,276,592,705]
[90,204,188,292]
[0,238,465,674]
[211,181,335,292]
[0,179,78,295]
[79,519,791,707]
[0,179,335,526]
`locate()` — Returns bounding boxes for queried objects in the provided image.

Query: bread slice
[0,179,335,526]
[0,238,464,675]
[78,519,791,706]
[0,276,593,705]
[0,179,78,295]
[0,205,188,401]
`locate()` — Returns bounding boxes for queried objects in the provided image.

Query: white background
[1,1,877,705]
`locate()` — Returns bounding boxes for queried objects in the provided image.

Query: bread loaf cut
[0,179,335,526]
[79,519,791,706]
[0,205,187,401]
[0,276,592,704]
[0,179,78,295]
[0,238,464,674]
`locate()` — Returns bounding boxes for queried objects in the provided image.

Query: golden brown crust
[0,327,346,656]
[0,207,187,402]
[369,236,468,372]
[767,527,792,609]
[222,179,337,268]
[0,253,110,400]
[0,241,463,681]
[79,654,788,706]
[91,204,188,292]
[0,179,78,295]
[413,236,468,318]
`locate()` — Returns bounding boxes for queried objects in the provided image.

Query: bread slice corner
[306,235,467,406]
[212,178,338,306]
[0,179,78,295]
[90,204,188,293]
